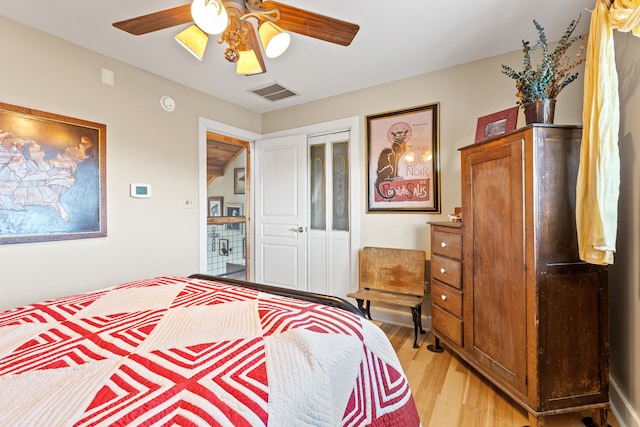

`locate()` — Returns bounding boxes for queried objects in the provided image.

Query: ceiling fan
[113,0,360,76]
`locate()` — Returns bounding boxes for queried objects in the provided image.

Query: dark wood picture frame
[226,203,242,230]
[475,106,519,143]
[219,238,229,256]
[234,167,245,194]
[366,103,440,213]
[0,102,107,245]
[208,196,223,217]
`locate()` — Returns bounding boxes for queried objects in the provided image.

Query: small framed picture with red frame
[475,106,519,143]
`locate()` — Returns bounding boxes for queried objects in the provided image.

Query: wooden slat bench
[347,247,426,348]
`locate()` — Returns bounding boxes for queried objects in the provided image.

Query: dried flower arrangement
[501,16,586,109]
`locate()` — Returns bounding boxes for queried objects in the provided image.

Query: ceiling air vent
[250,83,298,102]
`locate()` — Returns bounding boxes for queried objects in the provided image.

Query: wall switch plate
[101,68,114,86]
[183,200,194,209]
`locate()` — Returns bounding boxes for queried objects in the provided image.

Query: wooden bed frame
[189,273,364,317]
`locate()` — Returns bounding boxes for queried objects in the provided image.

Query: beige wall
[1,15,638,427]
[0,16,261,308]
[609,31,640,427]
[262,49,585,253]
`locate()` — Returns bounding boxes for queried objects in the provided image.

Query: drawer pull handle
[441,294,447,301]
[441,242,447,248]
[440,267,446,274]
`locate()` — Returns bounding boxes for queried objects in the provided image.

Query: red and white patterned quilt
[0,276,420,426]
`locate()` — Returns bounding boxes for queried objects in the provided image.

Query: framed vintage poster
[366,103,440,212]
[0,102,107,244]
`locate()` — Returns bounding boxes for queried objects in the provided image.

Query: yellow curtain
[576,0,640,265]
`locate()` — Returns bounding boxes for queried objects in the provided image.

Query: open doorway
[205,132,250,280]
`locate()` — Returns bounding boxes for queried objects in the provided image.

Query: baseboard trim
[610,375,640,427]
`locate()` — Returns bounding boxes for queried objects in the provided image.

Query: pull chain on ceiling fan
[113,0,360,76]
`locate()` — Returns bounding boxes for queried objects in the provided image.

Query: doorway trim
[198,117,260,275]
[260,116,360,294]
[198,115,360,293]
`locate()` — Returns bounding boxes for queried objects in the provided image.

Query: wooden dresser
[429,125,609,427]
[428,222,463,352]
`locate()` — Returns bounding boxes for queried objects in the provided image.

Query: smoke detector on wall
[160,95,176,111]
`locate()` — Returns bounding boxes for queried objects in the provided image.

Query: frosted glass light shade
[191,0,228,35]
[236,49,264,75]
[258,21,290,58]
[175,25,209,60]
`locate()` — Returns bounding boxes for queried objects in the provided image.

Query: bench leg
[363,300,372,319]
[355,299,373,320]
[417,304,426,334]
[411,307,420,348]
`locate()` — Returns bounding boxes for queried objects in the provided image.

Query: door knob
[297,226,305,233]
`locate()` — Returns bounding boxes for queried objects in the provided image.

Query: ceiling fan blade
[113,4,192,35]
[260,1,359,46]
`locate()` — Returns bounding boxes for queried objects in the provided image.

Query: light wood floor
[380,323,620,427]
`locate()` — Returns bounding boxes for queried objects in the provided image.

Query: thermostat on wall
[130,183,152,198]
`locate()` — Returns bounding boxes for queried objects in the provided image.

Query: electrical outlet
[183,199,194,209]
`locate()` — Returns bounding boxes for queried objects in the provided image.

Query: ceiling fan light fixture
[236,48,264,75]
[258,21,291,58]
[191,0,228,35]
[175,25,209,60]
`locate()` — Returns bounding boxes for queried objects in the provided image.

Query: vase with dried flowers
[501,16,586,124]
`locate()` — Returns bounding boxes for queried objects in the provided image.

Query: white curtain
[576,0,640,265]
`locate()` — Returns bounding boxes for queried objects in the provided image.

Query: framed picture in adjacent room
[226,203,243,230]
[208,196,223,217]
[234,168,246,194]
[219,239,229,256]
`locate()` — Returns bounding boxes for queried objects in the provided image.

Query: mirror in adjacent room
[205,132,250,280]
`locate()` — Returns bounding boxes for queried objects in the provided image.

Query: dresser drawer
[432,305,463,347]
[432,254,462,289]
[432,229,462,259]
[431,279,462,317]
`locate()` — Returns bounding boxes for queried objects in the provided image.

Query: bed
[0,274,420,426]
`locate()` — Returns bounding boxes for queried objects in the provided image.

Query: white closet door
[254,134,307,290]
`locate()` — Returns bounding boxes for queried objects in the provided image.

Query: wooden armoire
[429,125,609,426]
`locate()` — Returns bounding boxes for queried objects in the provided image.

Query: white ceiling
[1,0,593,113]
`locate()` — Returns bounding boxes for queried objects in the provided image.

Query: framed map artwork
[0,102,107,244]
[366,103,440,213]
